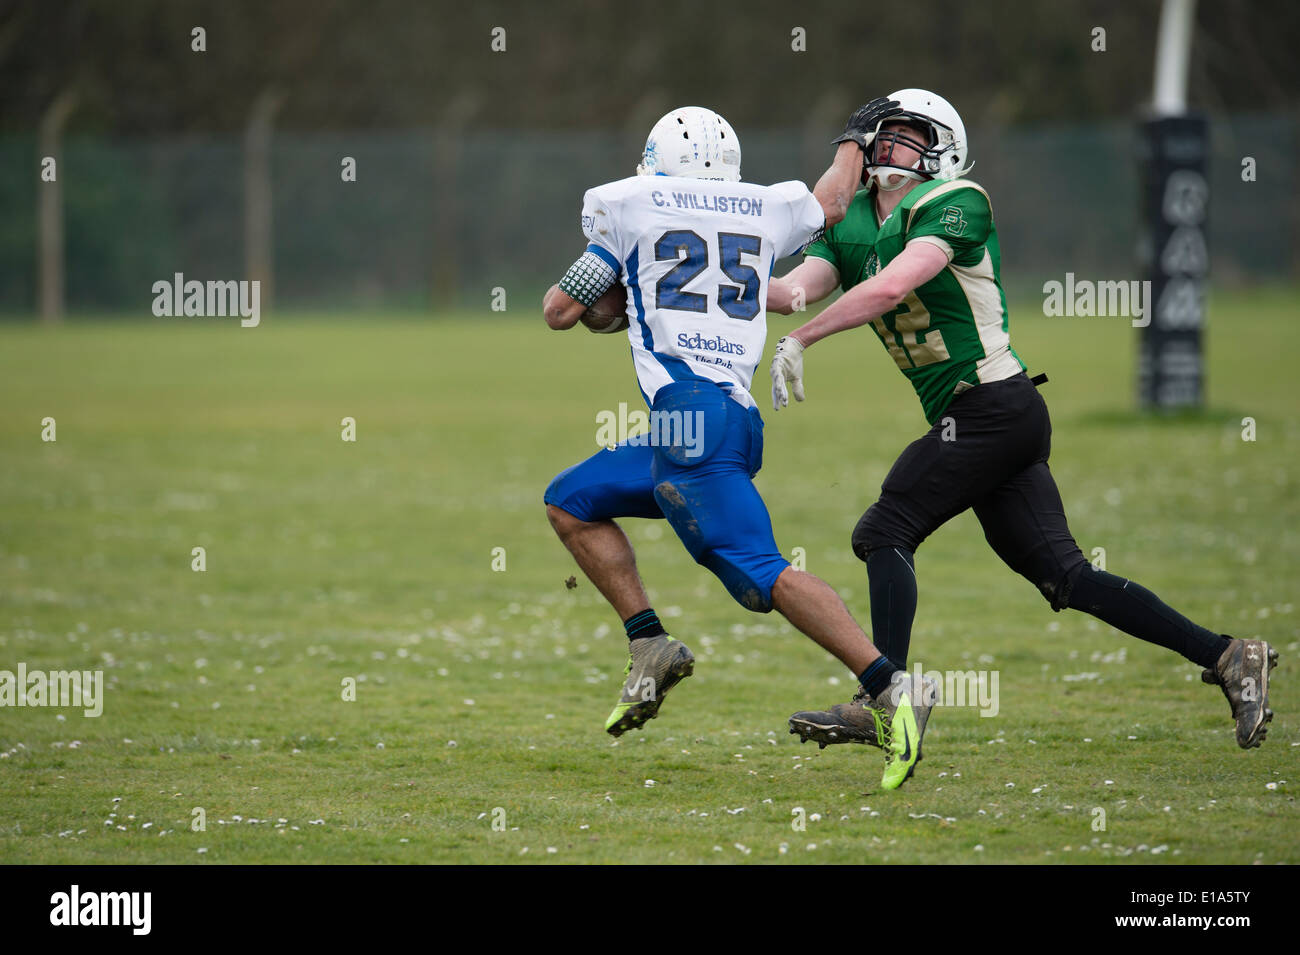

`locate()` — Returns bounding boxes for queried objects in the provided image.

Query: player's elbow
[544,302,574,330]
[818,196,847,230]
[770,293,798,315]
[766,285,793,316]
[542,286,576,330]
[540,310,577,335]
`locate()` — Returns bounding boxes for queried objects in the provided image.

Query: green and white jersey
[804,178,1025,424]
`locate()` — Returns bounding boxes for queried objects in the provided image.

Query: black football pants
[850,371,1229,670]
[852,372,1088,608]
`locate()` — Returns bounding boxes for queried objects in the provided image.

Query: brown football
[580,284,629,334]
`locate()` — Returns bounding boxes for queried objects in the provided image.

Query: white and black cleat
[1204,639,1279,749]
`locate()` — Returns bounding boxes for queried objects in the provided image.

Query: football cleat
[1200,637,1279,748]
[788,685,881,749]
[870,674,938,791]
[604,636,695,737]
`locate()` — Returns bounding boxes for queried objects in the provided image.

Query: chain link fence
[1,113,1294,315]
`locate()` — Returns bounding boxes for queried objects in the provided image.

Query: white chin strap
[869,166,925,192]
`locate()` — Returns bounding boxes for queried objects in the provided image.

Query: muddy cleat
[1201,638,1279,749]
[870,674,938,791]
[788,685,881,749]
[604,636,695,737]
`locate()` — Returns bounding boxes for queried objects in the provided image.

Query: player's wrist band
[559,251,618,307]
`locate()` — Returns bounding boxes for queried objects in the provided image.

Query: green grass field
[1,287,1296,864]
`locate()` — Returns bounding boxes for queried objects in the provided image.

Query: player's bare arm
[544,236,627,331]
[790,240,948,347]
[542,283,585,330]
[809,98,905,225]
[768,257,839,315]
[811,142,867,228]
[769,241,947,410]
[771,99,906,316]
[770,144,855,315]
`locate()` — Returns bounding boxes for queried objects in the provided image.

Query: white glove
[770,335,806,411]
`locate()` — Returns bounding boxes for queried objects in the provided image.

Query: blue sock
[858,656,900,699]
[624,609,667,642]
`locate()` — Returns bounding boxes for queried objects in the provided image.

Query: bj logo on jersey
[594,403,705,459]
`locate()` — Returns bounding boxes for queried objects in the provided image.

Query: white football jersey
[580,175,824,408]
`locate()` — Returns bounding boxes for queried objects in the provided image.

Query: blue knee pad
[649,381,788,613]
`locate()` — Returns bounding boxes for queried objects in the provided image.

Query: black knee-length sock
[1066,566,1230,669]
[866,547,918,669]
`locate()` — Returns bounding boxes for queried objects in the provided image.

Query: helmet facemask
[866,114,960,191]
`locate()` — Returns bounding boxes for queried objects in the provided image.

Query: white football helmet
[636,107,741,181]
[866,89,970,192]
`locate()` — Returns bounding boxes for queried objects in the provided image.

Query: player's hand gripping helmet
[636,107,742,182]
[865,88,970,192]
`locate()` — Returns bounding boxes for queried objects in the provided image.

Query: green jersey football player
[767,89,1277,765]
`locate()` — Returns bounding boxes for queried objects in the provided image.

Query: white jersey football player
[541,106,935,790]
[569,131,823,409]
